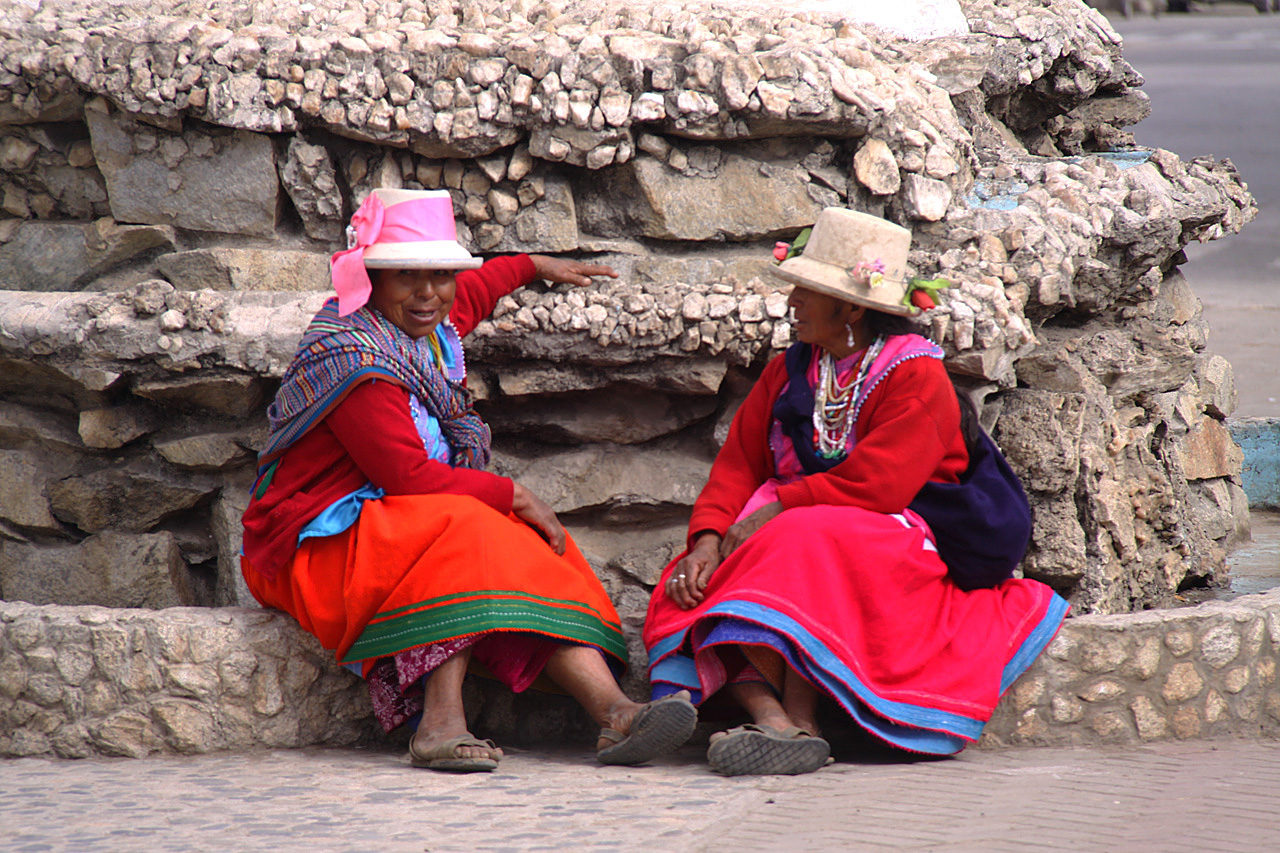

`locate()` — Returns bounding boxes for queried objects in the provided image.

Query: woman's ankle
[600,698,644,734]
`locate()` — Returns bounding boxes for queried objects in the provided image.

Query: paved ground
[6,737,1280,852]
[1220,509,1280,596]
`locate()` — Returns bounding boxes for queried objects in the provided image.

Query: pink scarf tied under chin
[329,193,457,316]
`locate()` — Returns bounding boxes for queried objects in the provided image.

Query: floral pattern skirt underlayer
[643,504,1069,755]
[242,494,627,731]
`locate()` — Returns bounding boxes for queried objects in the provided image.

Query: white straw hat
[769,208,919,317]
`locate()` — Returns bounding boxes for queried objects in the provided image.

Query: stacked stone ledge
[6,593,1280,758]
[0,0,1264,757]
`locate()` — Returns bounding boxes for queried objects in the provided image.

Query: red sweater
[241,254,536,576]
[687,348,969,548]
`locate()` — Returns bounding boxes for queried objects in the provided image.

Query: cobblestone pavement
[6,737,1280,852]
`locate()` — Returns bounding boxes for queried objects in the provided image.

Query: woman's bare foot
[725,665,822,736]
[411,728,502,762]
[595,691,698,765]
[410,647,501,764]
[594,698,646,751]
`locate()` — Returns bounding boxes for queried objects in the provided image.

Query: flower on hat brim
[903,277,950,311]
[773,227,812,264]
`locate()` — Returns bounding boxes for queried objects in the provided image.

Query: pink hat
[330,188,482,316]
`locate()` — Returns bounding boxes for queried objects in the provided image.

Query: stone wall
[984,590,1280,746]
[0,0,1259,634]
[7,593,1280,759]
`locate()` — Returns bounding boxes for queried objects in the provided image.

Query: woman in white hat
[644,208,1068,775]
[242,189,696,772]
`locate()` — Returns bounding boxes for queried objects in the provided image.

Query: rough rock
[0,219,172,292]
[492,442,710,517]
[281,136,344,242]
[0,450,62,533]
[7,586,1280,757]
[0,223,90,291]
[153,433,251,471]
[0,0,1260,626]
[156,248,330,292]
[482,388,718,445]
[132,374,266,419]
[46,465,217,534]
[0,532,192,609]
[78,405,156,449]
[85,106,279,237]
[581,150,826,242]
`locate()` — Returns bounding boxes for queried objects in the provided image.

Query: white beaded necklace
[812,335,885,459]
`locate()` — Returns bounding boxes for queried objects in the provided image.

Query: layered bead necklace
[812,335,885,459]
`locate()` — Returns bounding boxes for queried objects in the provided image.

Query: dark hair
[952,384,983,452]
[863,308,925,340]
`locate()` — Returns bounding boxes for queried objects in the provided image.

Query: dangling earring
[846,323,856,349]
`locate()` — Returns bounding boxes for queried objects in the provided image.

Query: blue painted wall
[1230,418,1280,509]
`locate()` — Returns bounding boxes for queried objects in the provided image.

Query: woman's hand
[666,532,722,610]
[529,254,618,287]
[719,501,784,561]
[511,482,567,556]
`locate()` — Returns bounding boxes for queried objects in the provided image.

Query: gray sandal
[707,723,831,776]
[408,734,500,773]
[597,691,698,766]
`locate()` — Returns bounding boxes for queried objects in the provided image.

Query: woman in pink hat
[241,189,696,772]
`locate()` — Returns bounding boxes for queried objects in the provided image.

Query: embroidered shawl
[259,297,490,472]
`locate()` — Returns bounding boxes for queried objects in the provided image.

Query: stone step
[6,422,1279,759]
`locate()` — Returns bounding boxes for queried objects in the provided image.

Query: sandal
[707,723,830,776]
[409,733,501,773]
[597,690,698,766]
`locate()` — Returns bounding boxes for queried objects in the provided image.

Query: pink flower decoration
[330,193,387,316]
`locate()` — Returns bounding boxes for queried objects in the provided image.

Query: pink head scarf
[329,191,462,316]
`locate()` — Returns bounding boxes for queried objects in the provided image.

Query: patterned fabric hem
[343,595,627,663]
[648,594,1069,756]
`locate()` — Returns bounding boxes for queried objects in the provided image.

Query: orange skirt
[241,494,627,672]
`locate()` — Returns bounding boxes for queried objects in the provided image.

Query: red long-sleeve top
[687,348,970,548]
[241,254,536,576]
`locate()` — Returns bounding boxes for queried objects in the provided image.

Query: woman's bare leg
[727,681,794,730]
[727,663,820,734]
[412,647,501,760]
[782,666,821,735]
[543,645,646,749]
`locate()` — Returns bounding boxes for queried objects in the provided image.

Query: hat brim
[768,262,919,318]
[363,240,484,270]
